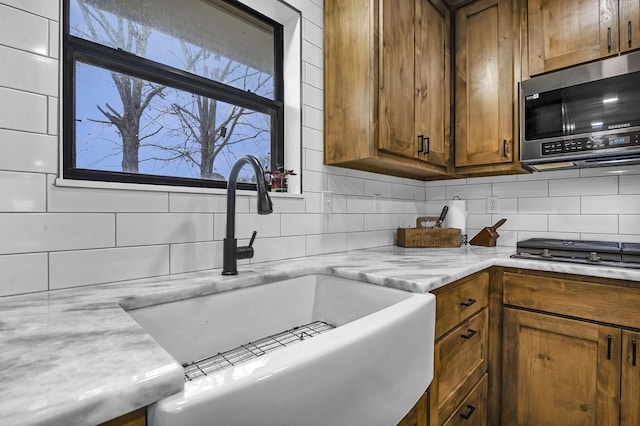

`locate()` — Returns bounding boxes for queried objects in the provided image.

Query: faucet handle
[236,231,257,260]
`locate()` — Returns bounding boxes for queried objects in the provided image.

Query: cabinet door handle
[629,21,633,47]
[460,298,477,307]
[459,404,476,420]
[503,139,511,157]
[633,340,637,367]
[608,27,612,50]
[418,135,424,154]
[461,329,477,340]
[607,335,612,360]
[424,137,430,154]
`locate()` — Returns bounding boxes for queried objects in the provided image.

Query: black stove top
[512,238,640,269]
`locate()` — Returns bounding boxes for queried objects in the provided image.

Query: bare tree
[76,4,165,173]
[158,44,272,179]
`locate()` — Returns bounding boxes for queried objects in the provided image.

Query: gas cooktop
[512,238,640,269]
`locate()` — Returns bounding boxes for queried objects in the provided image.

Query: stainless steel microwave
[520,51,640,171]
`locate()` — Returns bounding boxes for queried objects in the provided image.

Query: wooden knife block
[397,216,462,248]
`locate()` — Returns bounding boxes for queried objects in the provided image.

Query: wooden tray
[397,216,462,248]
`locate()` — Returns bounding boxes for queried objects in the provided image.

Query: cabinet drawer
[433,309,488,424]
[442,374,487,426]
[433,272,488,339]
[503,272,640,329]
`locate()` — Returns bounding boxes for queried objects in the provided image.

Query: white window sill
[53,177,304,199]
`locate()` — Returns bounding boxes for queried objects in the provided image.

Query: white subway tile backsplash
[49,178,169,212]
[303,105,323,130]
[0,87,47,133]
[493,180,548,198]
[0,213,115,254]
[332,194,347,213]
[328,174,364,196]
[169,193,245,213]
[0,253,48,296]
[49,20,59,59]
[327,214,364,233]
[381,198,405,214]
[620,174,640,194]
[517,231,580,241]
[170,240,223,273]
[49,245,170,289]
[0,171,45,212]
[306,233,346,256]
[250,236,306,263]
[214,212,281,240]
[518,197,580,214]
[347,231,380,251]
[391,183,415,200]
[346,196,371,214]
[302,126,323,151]
[0,5,49,55]
[445,184,492,200]
[414,186,426,201]
[302,83,323,110]
[302,39,322,68]
[1,0,59,20]
[582,195,640,214]
[549,176,618,196]
[364,179,393,197]
[620,215,640,234]
[549,215,618,234]
[426,186,447,201]
[281,213,326,235]
[302,17,323,46]
[303,62,323,89]
[0,129,57,173]
[47,96,57,135]
[0,45,58,96]
[302,170,327,192]
[270,196,306,213]
[117,213,213,246]
[495,214,548,231]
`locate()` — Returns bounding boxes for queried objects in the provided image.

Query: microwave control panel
[542,132,640,155]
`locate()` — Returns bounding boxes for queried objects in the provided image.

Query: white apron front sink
[127,274,436,426]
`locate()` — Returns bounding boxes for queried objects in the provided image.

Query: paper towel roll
[445,199,467,235]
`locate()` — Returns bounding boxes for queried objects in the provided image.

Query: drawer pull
[461,329,477,340]
[633,340,637,367]
[607,335,612,360]
[459,404,476,420]
[460,298,477,307]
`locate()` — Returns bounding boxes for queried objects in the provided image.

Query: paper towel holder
[450,196,468,245]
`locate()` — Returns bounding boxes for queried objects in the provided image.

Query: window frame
[62,0,285,190]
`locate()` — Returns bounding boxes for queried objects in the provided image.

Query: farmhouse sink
[127,274,436,426]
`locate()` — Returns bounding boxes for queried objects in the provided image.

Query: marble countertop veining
[2,245,640,426]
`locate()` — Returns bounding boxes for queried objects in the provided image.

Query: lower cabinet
[502,270,640,426]
[502,308,621,424]
[98,408,146,426]
[397,272,490,426]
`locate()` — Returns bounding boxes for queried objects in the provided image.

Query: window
[63,0,284,189]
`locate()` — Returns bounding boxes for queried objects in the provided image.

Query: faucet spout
[222,155,273,275]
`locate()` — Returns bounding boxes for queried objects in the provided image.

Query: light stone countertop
[2,244,640,426]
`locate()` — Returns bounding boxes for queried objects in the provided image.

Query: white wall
[0,0,428,296]
[426,167,640,247]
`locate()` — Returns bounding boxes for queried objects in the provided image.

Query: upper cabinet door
[527,0,619,75]
[416,0,451,167]
[620,0,640,52]
[455,0,514,168]
[378,0,418,160]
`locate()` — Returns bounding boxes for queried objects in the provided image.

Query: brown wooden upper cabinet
[523,0,640,76]
[621,0,640,53]
[454,0,518,170]
[324,0,451,180]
